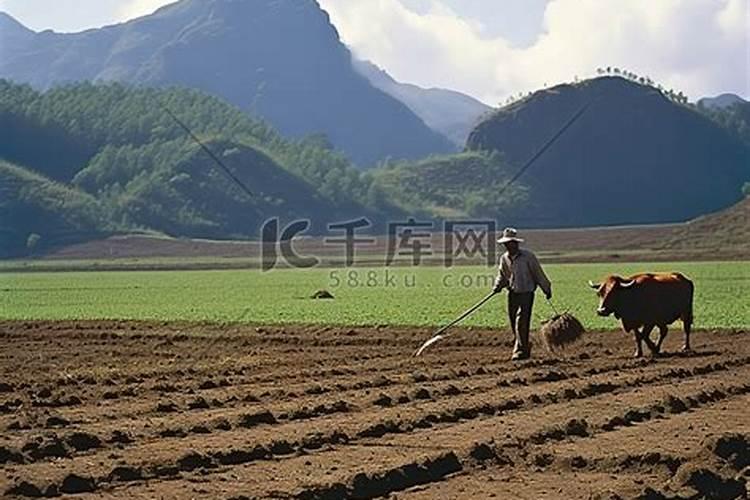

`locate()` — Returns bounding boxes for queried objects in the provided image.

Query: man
[492,227,552,360]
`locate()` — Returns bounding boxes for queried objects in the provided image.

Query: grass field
[2,261,748,329]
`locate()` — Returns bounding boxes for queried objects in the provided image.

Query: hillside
[0,0,453,166]
[661,196,750,255]
[2,76,748,256]
[0,161,119,257]
[698,100,750,148]
[467,77,750,227]
[0,81,400,256]
[353,59,491,147]
[371,152,526,219]
[17,197,750,265]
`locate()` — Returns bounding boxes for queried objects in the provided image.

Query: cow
[588,272,694,357]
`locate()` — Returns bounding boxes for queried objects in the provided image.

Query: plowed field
[1,321,748,499]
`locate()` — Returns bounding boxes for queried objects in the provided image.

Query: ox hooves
[682,345,692,352]
[634,350,662,358]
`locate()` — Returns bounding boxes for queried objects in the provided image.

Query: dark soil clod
[373,393,393,407]
[60,474,96,494]
[177,451,216,471]
[238,410,277,428]
[469,442,497,461]
[22,434,69,460]
[109,465,144,483]
[65,432,102,452]
[44,416,70,428]
[6,481,43,498]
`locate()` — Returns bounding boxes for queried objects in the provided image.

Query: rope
[496,101,591,199]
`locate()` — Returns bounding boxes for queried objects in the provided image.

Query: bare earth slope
[660,196,750,254]
[36,195,750,265]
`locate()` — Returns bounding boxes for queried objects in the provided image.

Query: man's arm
[493,256,509,293]
[530,253,552,299]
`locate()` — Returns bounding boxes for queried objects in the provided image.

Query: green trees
[0,160,116,256]
[0,80,409,252]
[0,74,526,254]
[697,101,750,148]
[370,151,527,219]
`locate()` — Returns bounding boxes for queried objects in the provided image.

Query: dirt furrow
[2,352,743,474]
[4,359,749,498]
[1,321,746,499]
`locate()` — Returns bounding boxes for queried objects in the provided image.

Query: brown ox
[589,273,694,357]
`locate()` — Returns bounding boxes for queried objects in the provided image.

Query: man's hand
[492,283,504,294]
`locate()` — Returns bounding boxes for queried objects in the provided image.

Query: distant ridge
[698,93,747,110]
[352,58,491,147]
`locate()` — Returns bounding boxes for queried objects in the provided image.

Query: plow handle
[413,290,498,357]
[433,290,499,336]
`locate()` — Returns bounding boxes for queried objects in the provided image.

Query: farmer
[492,227,552,360]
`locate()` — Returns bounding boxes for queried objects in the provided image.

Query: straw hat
[496,227,524,244]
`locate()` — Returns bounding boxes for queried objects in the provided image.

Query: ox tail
[683,279,694,333]
[682,279,694,350]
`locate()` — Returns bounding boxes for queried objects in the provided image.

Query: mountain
[0,11,32,44]
[0,80,402,256]
[467,76,750,227]
[698,93,747,110]
[0,1,453,166]
[352,59,491,147]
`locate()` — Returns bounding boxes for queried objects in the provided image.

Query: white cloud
[0,0,125,32]
[3,0,746,102]
[319,0,750,104]
[117,0,175,21]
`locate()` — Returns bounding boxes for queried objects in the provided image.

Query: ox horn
[588,280,600,289]
[618,279,636,288]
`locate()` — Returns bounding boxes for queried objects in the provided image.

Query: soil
[0,320,748,499]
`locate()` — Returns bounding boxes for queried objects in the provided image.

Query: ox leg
[642,326,660,356]
[635,325,658,357]
[682,318,692,352]
[633,327,647,358]
[655,325,668,354]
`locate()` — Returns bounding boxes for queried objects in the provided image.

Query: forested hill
[2,77,748,257]
[467,77,750,227]
[0,0,454,166]
[0,81,401,256]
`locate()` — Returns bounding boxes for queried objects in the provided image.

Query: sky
[0,0,747,105]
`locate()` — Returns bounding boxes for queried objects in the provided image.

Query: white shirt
[494,248,551,295]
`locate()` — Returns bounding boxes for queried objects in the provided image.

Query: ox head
[588,276,636,317]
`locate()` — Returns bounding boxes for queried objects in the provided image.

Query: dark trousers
[508,291,535,356]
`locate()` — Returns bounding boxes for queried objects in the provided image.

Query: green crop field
[1,261,748,329]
